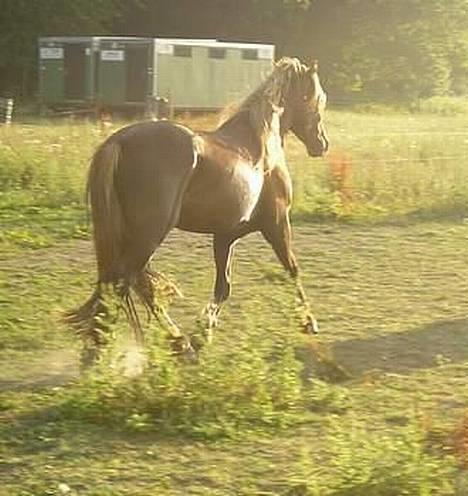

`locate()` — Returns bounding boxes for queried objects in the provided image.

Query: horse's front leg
[261,213,319,335]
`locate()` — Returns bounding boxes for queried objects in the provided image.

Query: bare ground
[2,221,468,390]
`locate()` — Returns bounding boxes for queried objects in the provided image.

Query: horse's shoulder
[263,162,292,201]
[195,132,254,165]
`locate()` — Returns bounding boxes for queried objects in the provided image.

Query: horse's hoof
[182,342,198,363]
[170,335,189,353]
[203,302,220,329]
[170,335,197,361]
[190,333,205,353]
[303,316,319,335]
[80,346,100,371]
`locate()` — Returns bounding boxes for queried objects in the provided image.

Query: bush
[2,115,468,230]
[59,318,321,438]
[0,121,97,206]
[285,416,457,495]
[418,96,468,115]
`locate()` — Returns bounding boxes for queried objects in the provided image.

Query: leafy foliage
[0,0,125,95]
[326,0,468,102]
[3,0,468,104]
[2,115,468,492]
[59,328,314,438]
[284,417,457,495]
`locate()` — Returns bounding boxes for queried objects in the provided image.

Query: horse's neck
[264,111,286,171]
[215,110,285,171]
[214,112,263,165]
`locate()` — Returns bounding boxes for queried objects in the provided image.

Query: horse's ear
[309,59,319,73]
[271,102,284,116]
[274,57,287,67]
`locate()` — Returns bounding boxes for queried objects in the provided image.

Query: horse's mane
[220,57,307,124]
[218,57,308,170]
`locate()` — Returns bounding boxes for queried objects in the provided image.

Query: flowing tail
[65,140,150,345]
[66,122,201,355]
[87,140,124,284]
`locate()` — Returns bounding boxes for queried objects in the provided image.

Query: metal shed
[38,37,275,112]
[39,36,151,110]
[95,37,152,107]
[38,36,99,108]
[152,39,275,110]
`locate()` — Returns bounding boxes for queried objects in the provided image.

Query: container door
[125,45,148,103]
[98,47,126,106]
[39,45,65,104]
[64,44,87,100]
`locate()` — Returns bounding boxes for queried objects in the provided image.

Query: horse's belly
[177,162,263,233]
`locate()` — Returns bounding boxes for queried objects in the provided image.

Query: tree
[311,0,468,101]
[0,0,125,96]
[2,0,468,103]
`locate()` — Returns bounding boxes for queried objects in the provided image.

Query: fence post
[0,97,14,125]
[146,96,170,120]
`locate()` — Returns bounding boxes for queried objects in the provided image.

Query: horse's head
[283,59,329,157]
[219,57,328,160]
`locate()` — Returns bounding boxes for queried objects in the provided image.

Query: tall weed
[2,113,468,226]
[285,416,456,495]
[60,331,309,438]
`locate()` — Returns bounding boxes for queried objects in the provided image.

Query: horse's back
[112,120,198,166]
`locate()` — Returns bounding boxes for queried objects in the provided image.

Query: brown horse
[67,57,328,356]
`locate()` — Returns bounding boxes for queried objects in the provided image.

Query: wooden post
[0,97,14,125]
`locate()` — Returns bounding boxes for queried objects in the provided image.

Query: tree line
[1,0,468,104]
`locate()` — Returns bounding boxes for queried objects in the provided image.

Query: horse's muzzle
[307,140,329,157]
[313,133,330,157]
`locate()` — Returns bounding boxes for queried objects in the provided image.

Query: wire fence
[326,155,468,165]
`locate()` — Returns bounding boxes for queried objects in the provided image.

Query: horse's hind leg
[119,204,188,344]
[202,224,254,342]
[117,153,196,348]
[203,234,237,341]
[132,269,192,354]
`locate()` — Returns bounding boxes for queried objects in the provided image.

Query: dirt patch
[2,222,468,391]
[0,349,79,391]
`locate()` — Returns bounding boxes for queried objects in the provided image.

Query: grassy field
[1,111,468,495]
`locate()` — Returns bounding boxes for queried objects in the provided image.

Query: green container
[38,37,98,107]
[96,37,152,107]
[39,37,275,111]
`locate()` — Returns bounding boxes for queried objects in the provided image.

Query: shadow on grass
[1,396,195,475]
[332,317,468,375]
[0,402,200,493]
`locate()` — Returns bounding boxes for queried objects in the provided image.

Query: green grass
[1,112,468,494]
[288,111,468,221]
[2,111,468,228]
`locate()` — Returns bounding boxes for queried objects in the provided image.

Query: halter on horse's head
[268,57,329,157]
[219,57,328,161]
[245,57,329,157]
